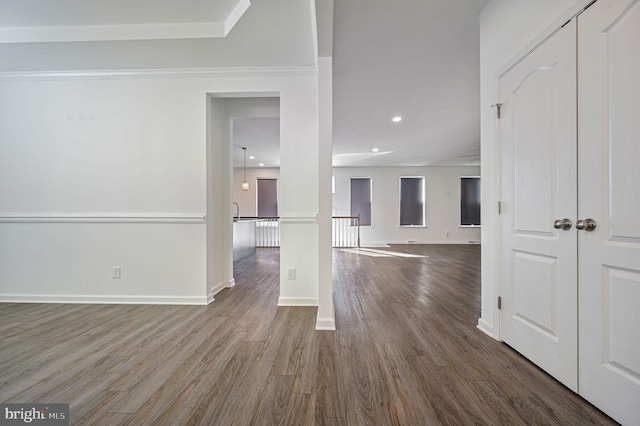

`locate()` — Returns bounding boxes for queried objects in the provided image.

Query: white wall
[0,69,320,305]
[479,0,592,336]
[332,166,481,245]
[278,78,320,306]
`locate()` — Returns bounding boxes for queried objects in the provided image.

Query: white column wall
[317,56,335,329]
[278,78,320,306]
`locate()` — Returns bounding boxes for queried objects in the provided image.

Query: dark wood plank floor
[0,245,617,425]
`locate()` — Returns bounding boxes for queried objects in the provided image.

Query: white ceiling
[0,0,250,42]
[233,117,281,168]
[0,0,488,168]
[332,0,488,167]
[0,0,242,27]
[0,0,315,69]
[231,0,488,168]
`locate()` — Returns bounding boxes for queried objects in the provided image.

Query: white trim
[477,319,495,338]
[316,316,336,331]
[279,213,318,224]
[308,0,319,67]
[387,240,479,245]
[207,279,235,303]
[0,66,317,82]
[0,213,206,224]
[224,0,252,36]
[0,1,252,45]
[0,22,227,44]
[277,297,318,306]
[0,294,209,305]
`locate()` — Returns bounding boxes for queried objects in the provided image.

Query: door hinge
[491,103,503,119]
[498,296,502,310]
[498,201,502,214]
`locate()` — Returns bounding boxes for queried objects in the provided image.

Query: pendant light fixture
[241,147,249,191]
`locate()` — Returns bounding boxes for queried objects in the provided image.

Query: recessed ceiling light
[371,148,379,153]
[249,156,255,160]
[392,116,402,123]
[259,163,265,166]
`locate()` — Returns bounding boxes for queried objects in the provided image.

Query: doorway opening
[206,94,280,301]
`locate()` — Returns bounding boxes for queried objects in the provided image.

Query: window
[460,176,481,226]
[399,177,425,226]
[350,177,371,226]
[257,178,278,217]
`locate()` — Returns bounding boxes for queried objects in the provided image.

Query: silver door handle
[576,218,597,231]
[553,218,573,230]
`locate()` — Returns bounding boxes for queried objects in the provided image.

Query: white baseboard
[387,240,480,245]
[360,242,390,248]
[0,294,209,305]
[207,279,235,304]
[277,297,318,306]
[315,316,336,331]
[476,318,495,339]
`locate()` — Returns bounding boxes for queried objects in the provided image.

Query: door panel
[499,20,578,391]
[578,1,640,423]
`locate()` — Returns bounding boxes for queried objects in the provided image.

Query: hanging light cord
[243,147,247,181]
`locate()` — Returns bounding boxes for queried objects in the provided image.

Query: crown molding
[0,0,251,44]
[0,65,318,82]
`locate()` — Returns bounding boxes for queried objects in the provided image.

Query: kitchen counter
[233,220,256,262]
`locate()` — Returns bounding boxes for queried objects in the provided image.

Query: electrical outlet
[112,266,121,279]
[287,267,296,280]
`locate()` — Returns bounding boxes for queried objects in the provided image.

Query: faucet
[233,202,240,221]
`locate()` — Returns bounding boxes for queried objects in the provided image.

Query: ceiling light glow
[249,156,255,160]
[371,148,379,153]
[259,163,265,166]
[392,116,402,123]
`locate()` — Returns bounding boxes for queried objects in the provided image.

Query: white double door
[499,1,640,424]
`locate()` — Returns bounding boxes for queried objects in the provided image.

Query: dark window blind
[461,177,481,226]
[350,178,371,226]
[257,178,278,217]
[400,177,424,226]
